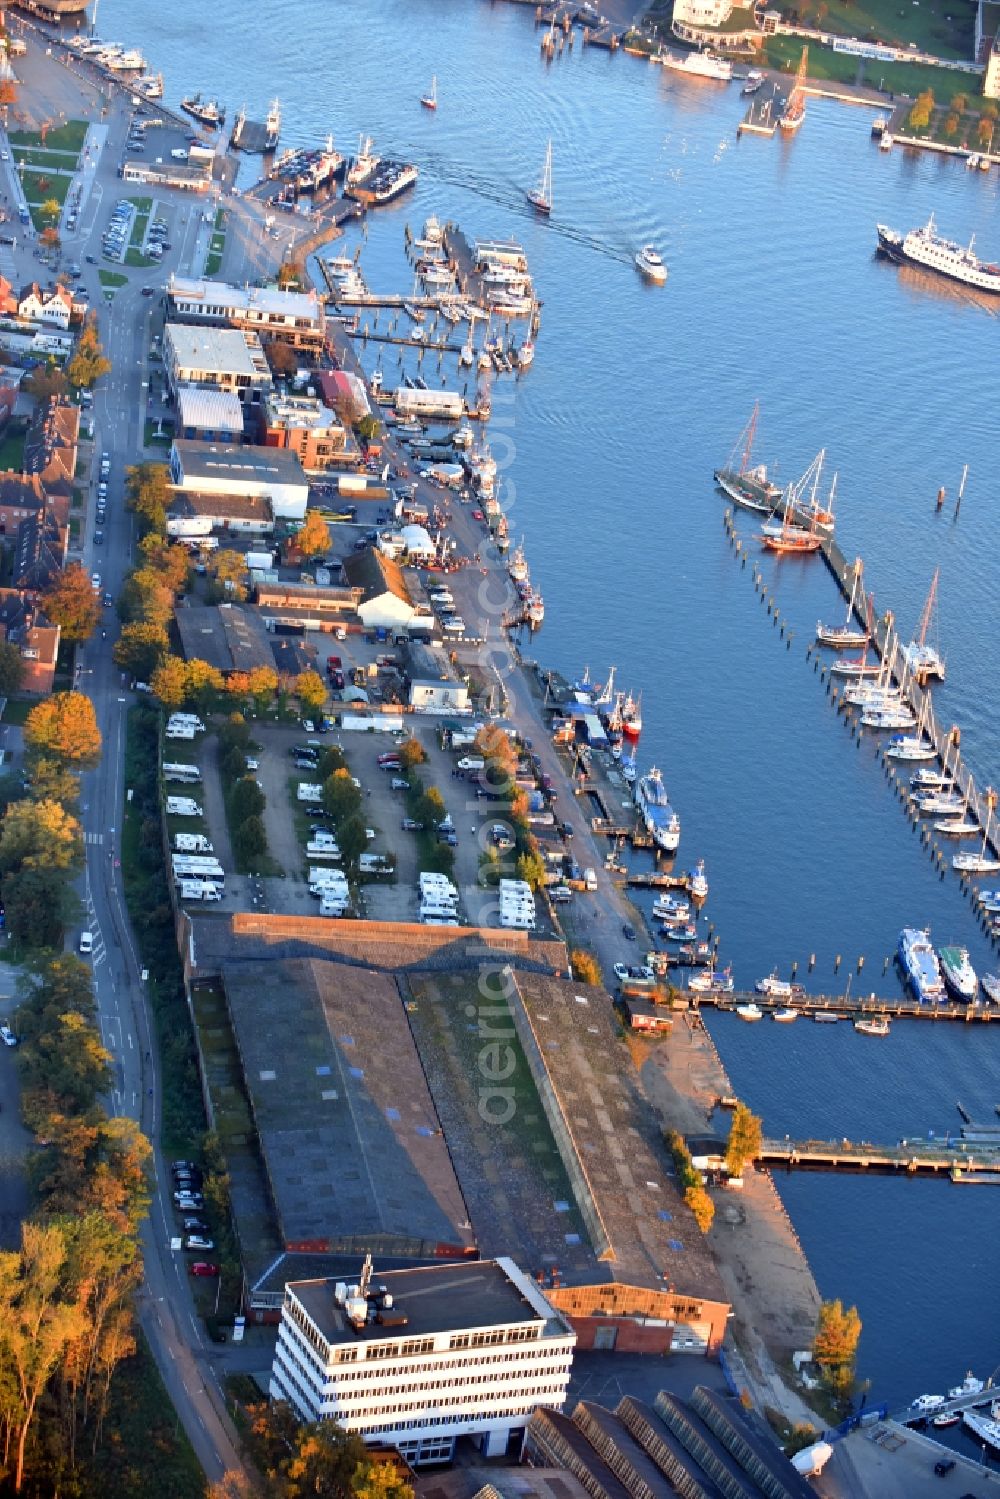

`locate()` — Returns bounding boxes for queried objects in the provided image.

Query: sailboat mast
[741,402,759,476]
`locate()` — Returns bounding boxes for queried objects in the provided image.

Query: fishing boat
[508,541,529,583]
[902,569,946,681]
[854,1016,891,1036]
[963,1402,1000,1454]
[181,93,225,127]
[689,861,708,900]
[420,75,438,110]
[772,1008,799,1023]
[635,767,680,853]
[756,972,794,998]
[817,563,868,648]
[736,1003,763,1022]
[898,927,945,1002]
[526,592,545,627]
[778,46,808,133]
[622,691,643,741]
[527,140,552,216]
[713,403,783,514]
[939,945,978,1000]
[635,245,668,283]
[652,893,690,920]
[981,974,1000,1004]
[688,967,734,994]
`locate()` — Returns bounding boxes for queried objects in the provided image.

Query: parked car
[182,1217,208,1233]
[0,1024,17,1048]
[390,777,410,791]
[173,1190,204,1209]
[184,1235,215,1252]
[188,1262,219,1277]
[172,1160,199,1176]
[401,818,423,832]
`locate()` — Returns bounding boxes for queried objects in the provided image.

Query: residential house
[0,589,60,694]
[23,399,80,502]
[13,511,69,591]
[18,282,75,330]
[0,276,19,318]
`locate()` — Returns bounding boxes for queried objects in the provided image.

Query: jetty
[738,86,780,138]
[760,1134,1000,1182]
[692,987,1000,1023]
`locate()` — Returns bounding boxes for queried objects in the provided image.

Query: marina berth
[876,215,1000,294]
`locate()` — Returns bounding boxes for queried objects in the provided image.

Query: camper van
[174,833,213,853]
[163,763,202,783]
[177,880,223,903]
[166,797,203,817]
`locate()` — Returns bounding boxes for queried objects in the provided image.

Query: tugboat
[181,94,225,128]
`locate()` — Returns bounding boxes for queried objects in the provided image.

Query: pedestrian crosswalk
[85,831,104,845]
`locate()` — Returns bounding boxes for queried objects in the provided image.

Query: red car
[472,509,484,521]
[189,1262,220,1278]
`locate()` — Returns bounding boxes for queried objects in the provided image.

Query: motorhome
[166,797,203,817]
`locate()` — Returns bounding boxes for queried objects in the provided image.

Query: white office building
[269,1257,576,1466]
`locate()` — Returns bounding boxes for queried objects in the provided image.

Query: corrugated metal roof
[176,385,245,435]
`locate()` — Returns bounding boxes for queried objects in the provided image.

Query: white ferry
[656,48,732,82]
[876,215,1000,294]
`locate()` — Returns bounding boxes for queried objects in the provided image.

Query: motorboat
[934,818,980,838]
[910,1393,945,1413]
[844,684,904,709]
[981,974,1000,1004]
[652,894,689,920]
[854,1016,890,1036]
[911,767,952,790]
[621,755,637,785]
[932,1412,960,1428]
[688,861,708,900]
[860,708,916,730]
[661,922,698,943]
[938,945,978,1000]
[772,1008,799,1023]
[517,339,535,369]
[885,735,936,762]
[756,971,794,998]
[898,928,945,1003]
[635,245,668,283]
[741,69,764,95]
[814,1011,840,1023]
[963,1402,1000,1454]
[954,852,1000,874]
[635,767,680,853]
[912,792,965,816]
[736,1003,763,1022]
[688,967,734,995]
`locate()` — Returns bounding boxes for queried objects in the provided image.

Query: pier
[760,1135,1000,1181]
[693,987,1000,1023]
[737,86,780,138]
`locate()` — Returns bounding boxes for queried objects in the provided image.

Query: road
[0,31,294,1481]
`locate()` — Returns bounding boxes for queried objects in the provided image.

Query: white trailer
[177,879,224,902]
[174,833,214,853]
[297,783,323,803]
[166,797,203,817]
[163,762,202,783]
[165,723,196,740]
[306,839,342,861]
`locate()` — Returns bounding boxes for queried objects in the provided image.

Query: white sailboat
[527,140,552,216]
[817,559,869,649]
[421,75,438,110]
[902,569,946,682]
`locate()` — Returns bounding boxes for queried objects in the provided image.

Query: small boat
[938,945,978,1000]
[661,923,698,943]
[953,852,1000,874]
[861,708,916,731]
[967,152,980,169]
[934,818,980,838]
[981,974,1000,1004]
[854,1016,890,1036]
[420,75,438,110]
[911,767,952,791]
[688,861,708,900]
[652,894,690,920]
[517,339,535,369]
[932,1412,960,1428]
[527,140,552,216]
[772,1008,799,1023]
[830,655,882,678]
[948,1371,984,1399]
[741,69,764,95]
[912,792,964,816]
[736,1003,763,1022]
[778,46,808,133]
[756,971,794,998]
[902,570,946,682]
[688,966,734,995]
[813,1011,840,1023]
[885,735,935,762]
[816,621,869,649]
[635,245,668,284]
[459,342,475,367]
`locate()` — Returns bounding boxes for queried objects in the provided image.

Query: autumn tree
[0,639,26,695]
[39,225,60,252]
[112,622,169,682]
[26,364,67,404]
[67,313,111,390]
[684,1183,715,1234]
[725,1102,763,1178]
[515,849,546,891]
[150,656,188,709]
[397,737,426,770]
[570,949,602,985]
[952,92,967,113]
[40,197,61,225]
[124,462,170,536]
[24,693,101,767]
[24,756,80,806]
[813,1299,862,1394]
[42,562,101,642]
[978,115,994,147]
[0,797,82,874]
[209,547,248,601]
[118,566,174,629]
[943,111,959,138]
[322,769,361,823]
[295,509,331,560]
[296,668,327,716]
[184,657,224,709]
[268,337,299,374]
[138,533,190,592]
[247,665,279,710]
[316,745,347,780]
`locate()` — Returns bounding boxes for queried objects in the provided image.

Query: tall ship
[714,403,782,514]
[635,767,680,853]
[779,46,808,132]
[181,94,225,128]
[876,215,1000,294]
[898,927,945,1003]
[657,47,732,82]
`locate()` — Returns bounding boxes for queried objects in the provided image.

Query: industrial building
[175,386,246,443]
[270,1257,576,1466]
[342,547,432,633]
[169,439,309,522]
[402,642,470,713]
[174,602,275,675]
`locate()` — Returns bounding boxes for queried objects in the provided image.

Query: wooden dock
[738,86,781,137]
[759,1135,1000,1180]
[695,987,1000,1023]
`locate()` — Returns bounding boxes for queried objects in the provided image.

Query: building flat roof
[169,490,273,522]
[221,956,473,1254]
[165,323,270,380]
[290,1257,565,1347]
[173,439,306,488]
[176,385,245,435]
[168,274,322,322]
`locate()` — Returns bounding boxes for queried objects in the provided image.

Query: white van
[177,880,223,902]
[165,723,196,741]
[442,618,466,636]
[166,796,203,817]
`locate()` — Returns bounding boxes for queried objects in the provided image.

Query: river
[89,0,1000,1413]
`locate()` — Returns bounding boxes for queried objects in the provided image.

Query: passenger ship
[876,216,1000,294]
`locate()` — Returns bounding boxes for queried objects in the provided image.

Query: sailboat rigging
[527,140,552,216]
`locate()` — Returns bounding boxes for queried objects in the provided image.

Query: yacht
[910,767,952,791]
[860,707,916,730]
[898,928,945,1003]
[635,245,668,283]
[938,946,978,1000]
[885,735,936,762]
[981,974,1000,1004]
[954,852,1000,874]
[635,768,681,853]
[772,1008,799,1023]
[756,972,794,998]
[657,47,733,81]
[876,215,1000,295]
[736,1002,763,1022]
[854,1016,890,1036]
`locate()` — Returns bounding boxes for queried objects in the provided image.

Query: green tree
[124,462,170,537]
[22,756,80,806]
[217,714,251,757]
[515,849,547,891]
[397,737,425,770]
[316,745,347,781]
[112,622,169,682]
[570,949,602,985]
[684,1183,715,1234]
[322,769,362,823]
[338,814,368,867]
[416,785,446,830]
[67,312,111,390]
[42,563,101,642]
[813,1299,862,1393]
[150,657,188,709]
[231,775,265,823]
[296,668,327,717]
[356,413,381,442]
[3,865,76,948]
[725,1101,763,1178]
[23,693,101,766]
[0,639,26,695]
[233,814,267,864]
[295,510,332,560]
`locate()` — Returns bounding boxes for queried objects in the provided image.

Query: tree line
[209,1400,412,1499]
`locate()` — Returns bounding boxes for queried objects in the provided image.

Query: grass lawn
[19,168,72,205]
[797,0,974,60]
[124,247,156,268]
[0,698,34,725]
[204,249,223,275]
[127,195,154,214]
[9,119,88,153]
[130,211,150,247]
[11,146,81,171]
[0,428,26,470]
[81,1334,204,1499]
[99,268,128,289]
[143,418,173,445]
[764,33,986,101]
